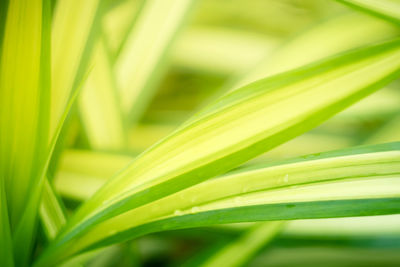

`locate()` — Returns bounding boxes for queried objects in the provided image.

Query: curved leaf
[83,143,400,251]
[36,39,400,266]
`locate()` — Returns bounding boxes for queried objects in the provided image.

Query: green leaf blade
[37,37,400,265]
[0,0,51,265]
[84,144,400,251]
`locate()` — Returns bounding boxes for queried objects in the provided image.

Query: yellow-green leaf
[36,39,400,266]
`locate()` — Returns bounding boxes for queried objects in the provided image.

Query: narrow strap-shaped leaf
[190,12,399,123]
[337,0,400,25]
[0,0,51,265]
[79,38,127,150]
[199,222,283,267]
[50,0,105,140]
[115,0,196,122]
[79,143,400,252]
[0,0,49,228]
[38,77,86,246]
[37,0,106,248]
[92,197,400,252]
[37,38,400,265]
[53,132,352,202]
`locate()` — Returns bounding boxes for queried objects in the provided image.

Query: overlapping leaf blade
[235,12,400,87]
[82,143,400,250]
[39,0,107,242]
[191,12,399,123]
[50,0,104,140]
[35,39,400,266]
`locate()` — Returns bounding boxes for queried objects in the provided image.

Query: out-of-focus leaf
[192,12,399,123]
[40,179,67,240]
[50,0,104,140]
[36,39,400,266]
[79,39,127,150]
[199,222,283,267]
[337,0,400,25]
[283,214,400,237]
[234,12,400,88]
[365,114,400,144]
[172,27,279,74]
[103,0,143,57]
[250,246,400,266]
[115,0,196,122]
[54,150,133,200]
